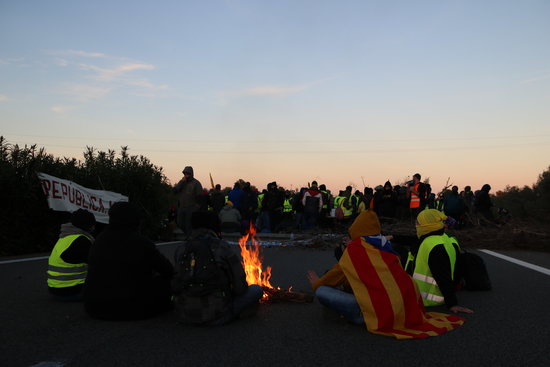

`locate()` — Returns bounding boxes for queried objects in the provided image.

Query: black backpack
[461,250,492,291]
[172,238,232,324]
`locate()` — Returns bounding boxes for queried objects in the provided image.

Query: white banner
[37,172,128,224]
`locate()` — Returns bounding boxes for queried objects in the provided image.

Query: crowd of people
[45,166,489,338]
[172,167,497,235]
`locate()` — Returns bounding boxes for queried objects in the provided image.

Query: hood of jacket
[59,222,93,239]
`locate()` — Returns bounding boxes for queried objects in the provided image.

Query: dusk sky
[2,1,549,194]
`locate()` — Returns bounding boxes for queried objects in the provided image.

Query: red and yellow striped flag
[340,237,464,339]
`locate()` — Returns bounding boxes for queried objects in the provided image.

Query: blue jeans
[209,284,263,325]
[233,284,263,316]
[315,286,364,325]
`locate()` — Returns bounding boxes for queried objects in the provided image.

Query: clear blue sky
[2,0,549,193]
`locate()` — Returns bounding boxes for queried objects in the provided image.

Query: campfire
[238,224,313,303]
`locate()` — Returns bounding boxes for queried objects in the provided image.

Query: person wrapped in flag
[408,209,474,314]
[307,210,465,339]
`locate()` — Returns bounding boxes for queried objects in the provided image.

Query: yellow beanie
[416,209,447,238]
[348,210,381,240]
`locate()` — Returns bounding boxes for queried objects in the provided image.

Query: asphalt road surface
[1,244,549,367]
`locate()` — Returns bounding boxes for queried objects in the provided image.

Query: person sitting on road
[407,209,473,314]
[218,200,242,234]
[84,202,174,320]
[47,209,96,301]
[172,211,263,325]
[307,210,465,339]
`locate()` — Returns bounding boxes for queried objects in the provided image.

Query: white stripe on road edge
[480,249,550,277]
[0,242,183,265]
[155,241,183,247]
[0,256,49,265]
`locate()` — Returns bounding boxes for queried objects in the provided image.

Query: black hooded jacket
[84,203,174,304]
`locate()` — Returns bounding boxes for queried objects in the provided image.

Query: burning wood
[262,286,314,303]
[239,224,313,303]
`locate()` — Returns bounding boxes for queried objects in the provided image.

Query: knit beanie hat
[348,210,381,240]
[416,209,447,238]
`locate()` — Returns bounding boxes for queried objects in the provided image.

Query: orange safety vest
[410,183,420,208]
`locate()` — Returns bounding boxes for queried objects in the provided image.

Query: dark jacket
[84,203,174,320]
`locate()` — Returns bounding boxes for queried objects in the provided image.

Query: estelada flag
[339,237,464,339]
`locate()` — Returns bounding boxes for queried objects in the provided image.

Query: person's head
[413,173,421,183]
[311,180,318,189]
[319,184,326,191]
[215,184,221,191]
[346,185,352,193]
[415,209,447,238]
[182,166,194,180]
[71,209,96,232]
[364,187,373,196]
[482,184,491,192]
[348,210,381,240]
[384,181,392,190]
[191,211,221,235]
[464,185,471,192]
[233,181,241,190]
[108,201,141,229]
[452,185,459,194]
[375,185,383,192]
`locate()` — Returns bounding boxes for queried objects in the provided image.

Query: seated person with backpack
[172,211,263,325]
[407,209,474,314]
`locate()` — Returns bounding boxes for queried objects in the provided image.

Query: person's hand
[307,270,320,287]
[450,305,474,314]
[385,235,394,241]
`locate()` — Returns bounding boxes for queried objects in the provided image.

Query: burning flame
[239,223,275,300]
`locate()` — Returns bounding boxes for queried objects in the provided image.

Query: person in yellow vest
[47,209,96,301]
[341,186,355,222]
[409,209,473,314]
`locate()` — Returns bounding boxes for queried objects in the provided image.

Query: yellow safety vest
[47,234,90,289]
[283,198,293,213]
[341,196,354,217]
[411,234,458,306]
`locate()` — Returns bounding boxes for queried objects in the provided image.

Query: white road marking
[0,242,183,265]
[480,249,550,276]
[0,256,49,264]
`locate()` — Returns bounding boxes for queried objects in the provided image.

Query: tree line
[0,135,548,256]
[0,136,173,256]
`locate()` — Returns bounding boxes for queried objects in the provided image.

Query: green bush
[0,137,174,256]
[494,165,550,223]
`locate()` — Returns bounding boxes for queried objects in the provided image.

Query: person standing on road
[173,166,203,236]
[47,209,96,301]
[408,173,426,221]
